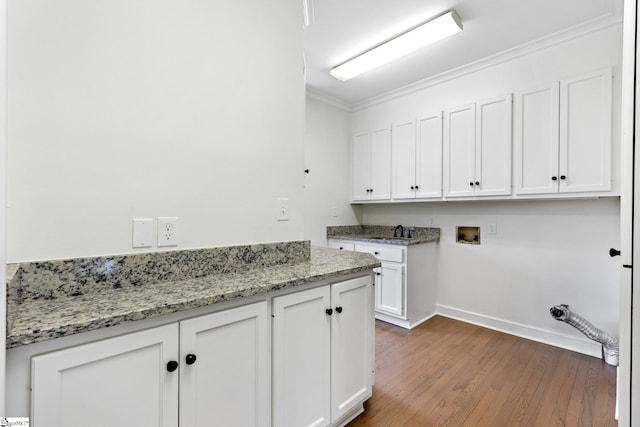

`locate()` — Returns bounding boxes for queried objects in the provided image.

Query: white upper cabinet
[416,112,444,198]
[559,69,612,193]
[352,126,391,201]
[444,103,476,197]
[515,68,612,195]
[514,83,560,194]
[391,113,443,200]
[444,98,512,198]
[391,119,417,199]
[475,95,513,196]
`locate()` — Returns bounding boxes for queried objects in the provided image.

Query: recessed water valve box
[456,226,480,245]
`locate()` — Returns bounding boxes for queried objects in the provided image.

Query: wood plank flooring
[348,316,618,427]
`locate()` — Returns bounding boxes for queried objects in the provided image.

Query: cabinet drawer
[328,240,355,251]
[355,244,404,263]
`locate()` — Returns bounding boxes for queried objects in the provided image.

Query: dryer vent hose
[549,304,619,366]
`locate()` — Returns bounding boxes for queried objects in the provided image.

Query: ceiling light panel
[330,10,463,81]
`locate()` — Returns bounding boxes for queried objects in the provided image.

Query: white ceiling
[303,0,623,107]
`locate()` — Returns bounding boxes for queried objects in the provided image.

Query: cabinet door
[31,324,179,427]
[416,112,443,198]
[392,119,417,200]
[352,132,371,201]
[559,68,612,193]
[328,239,355,251]
[444,104,476,197]
[475,95,512,196]
[180,301,269,427]
[331,276,374,424]
[514,83,560,194]
[370,126,392,200]
[375,263,405,317]
[273,286,331,427]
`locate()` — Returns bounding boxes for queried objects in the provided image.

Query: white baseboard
[435,304,602,358]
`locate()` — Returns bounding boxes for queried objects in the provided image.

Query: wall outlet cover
[158,217,178,247]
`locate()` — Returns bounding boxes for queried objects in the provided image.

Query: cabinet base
[375,311,436,329]
[334,402,366,427]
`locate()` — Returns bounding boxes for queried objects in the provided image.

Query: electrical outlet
[158,217,178,247]
[276,198,289,221]
[132,219,153,248]
[331,206,338,218]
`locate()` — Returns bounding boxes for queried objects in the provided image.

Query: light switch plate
[276,198,289,221]
[133,219,153,248]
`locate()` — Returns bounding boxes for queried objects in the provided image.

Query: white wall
[304,95,361,246]
[362,199,620,354]
[349,24,622,354]
[6,0,304,262]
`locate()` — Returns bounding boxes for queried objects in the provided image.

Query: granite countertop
[327,225,440,246]
[6,243,380,349]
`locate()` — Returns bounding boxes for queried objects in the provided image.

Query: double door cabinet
[28,275,374,427]
[31,301,270,427]
[272,276,374,427]
[514,68,612,194]
[351,67,613,202]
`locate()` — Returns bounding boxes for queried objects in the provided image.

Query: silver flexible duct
[549,304,619,366]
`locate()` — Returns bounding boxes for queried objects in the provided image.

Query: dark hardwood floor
[348,316,618,427]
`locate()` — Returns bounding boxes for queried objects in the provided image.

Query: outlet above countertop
[327,225,440,246]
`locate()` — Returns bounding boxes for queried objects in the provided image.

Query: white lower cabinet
[330,239,437,329]
[272,276,374,427]
[31,301,269,427]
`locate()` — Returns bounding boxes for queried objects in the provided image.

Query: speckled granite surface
[327,225,440,245]
[7,242,379,349]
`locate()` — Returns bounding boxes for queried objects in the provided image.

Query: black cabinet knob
[475,181,480,186]
[415,185,419,189]
[185,354,197,365]
[325,308,333,315]
[469,182,474,186]
[167,360,178,372]
[335,306,343,314]
[374,251,380,255]
[410,186,414,190]
[610,248,621,257]
[560,175,566,180]
[339,246,344,250]
[552,176,558,181]
[376,272,381,276]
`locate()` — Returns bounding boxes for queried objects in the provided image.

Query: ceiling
[303,0,623,107]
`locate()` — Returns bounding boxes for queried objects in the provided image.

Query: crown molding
[305,87,351,111]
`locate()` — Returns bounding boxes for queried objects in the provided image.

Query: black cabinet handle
[325,308,333,315]
[186,354,197,365]
[410,186,414,190]
[167,360,178,372]
[469,182,474,186]
[415,185,419,189]
[560,175,566,180]
[610,248,621,257]
[552,176,558,181]
[374,251,380,255]
[339,246,344,250]
[375,272,381,276]
[335,306,343,314]
[475,181,480,186]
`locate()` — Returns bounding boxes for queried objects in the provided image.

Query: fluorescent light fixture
[330,10,463,81]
